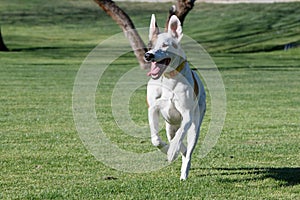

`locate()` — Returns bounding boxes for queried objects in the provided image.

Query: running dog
[144,14,206,180]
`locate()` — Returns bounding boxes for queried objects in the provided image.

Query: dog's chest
[157,87,183,125]
[159,98,182,125]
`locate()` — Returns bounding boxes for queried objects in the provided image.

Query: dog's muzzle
[144,52,155,62]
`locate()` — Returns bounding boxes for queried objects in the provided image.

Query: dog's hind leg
[180,101,206,180]
[180,119,200,180]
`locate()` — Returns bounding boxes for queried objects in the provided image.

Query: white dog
[144,14,206,180]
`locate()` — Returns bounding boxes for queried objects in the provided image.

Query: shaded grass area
[187,3,300,53]
[1,0,300,199]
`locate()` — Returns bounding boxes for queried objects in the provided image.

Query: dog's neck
[163,60,187,78]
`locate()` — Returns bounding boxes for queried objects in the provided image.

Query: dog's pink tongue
[147,62,159,76]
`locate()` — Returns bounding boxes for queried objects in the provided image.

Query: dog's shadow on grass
[196,167,300,186]
[264,167,300,186]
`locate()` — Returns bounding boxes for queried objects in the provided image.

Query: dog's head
[144,14,186,80]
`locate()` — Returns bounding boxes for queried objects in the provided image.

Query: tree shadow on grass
[11,46,66,52]
[196,167,300,186]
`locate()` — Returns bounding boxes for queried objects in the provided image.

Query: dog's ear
[168,15,183,42]
[149,14,159,42]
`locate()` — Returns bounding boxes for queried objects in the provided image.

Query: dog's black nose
[144,52,154,62]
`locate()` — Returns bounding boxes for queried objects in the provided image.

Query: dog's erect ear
[168,15,183,42]
[149,14,159,42]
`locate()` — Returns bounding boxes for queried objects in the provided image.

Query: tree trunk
[0,27,9,51]
[165,0,196,30]
[94,0,148,69]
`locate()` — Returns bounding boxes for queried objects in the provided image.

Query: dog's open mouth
[147,58,171,79]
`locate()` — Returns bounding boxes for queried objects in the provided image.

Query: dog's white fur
[145,14,206,180]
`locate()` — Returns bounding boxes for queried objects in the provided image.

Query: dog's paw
[180,175,188,181]
[167,141,181,162]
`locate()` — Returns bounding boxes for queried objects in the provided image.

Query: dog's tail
[167,137,182,162]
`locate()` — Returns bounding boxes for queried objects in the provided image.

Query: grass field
[1,0,300,199]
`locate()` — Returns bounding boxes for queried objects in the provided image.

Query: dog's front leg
[148,105,168,154]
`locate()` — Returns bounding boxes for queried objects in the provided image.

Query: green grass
[1,0,300,199]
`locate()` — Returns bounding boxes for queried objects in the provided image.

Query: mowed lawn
[1,0,300,199]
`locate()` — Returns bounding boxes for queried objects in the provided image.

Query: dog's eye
[162,43,168,48]
[172,42,178,49]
